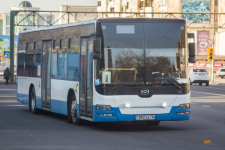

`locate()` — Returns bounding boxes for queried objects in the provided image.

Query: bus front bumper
[93,106,190,122]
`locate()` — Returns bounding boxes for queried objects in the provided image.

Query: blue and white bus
[17,18,195,125]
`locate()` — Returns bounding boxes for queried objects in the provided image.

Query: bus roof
[97,18,185,23]
[19,18,185,34]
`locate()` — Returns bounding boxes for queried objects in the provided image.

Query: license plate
[135,115,155,120]
[198,73,205,76]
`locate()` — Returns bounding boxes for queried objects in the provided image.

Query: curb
[0,82,16,85]
[209,81,220,85]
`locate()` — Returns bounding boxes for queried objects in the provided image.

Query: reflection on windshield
[97,22,187,86]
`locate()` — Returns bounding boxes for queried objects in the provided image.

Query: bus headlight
[96,105,111,110]
[162,102,167,108]
[179,103,190,109]
[125,103,130,108]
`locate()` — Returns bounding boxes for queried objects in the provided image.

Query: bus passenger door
[79,36,93,119]
[41,40,52,109]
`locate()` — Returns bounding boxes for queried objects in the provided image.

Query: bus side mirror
[188,43,196,63]
[93,37,102,59]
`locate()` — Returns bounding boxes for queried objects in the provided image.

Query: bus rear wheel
[30,87,38,114]
[70,95,83,125]
[146,121,160,125]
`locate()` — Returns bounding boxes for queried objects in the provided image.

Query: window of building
[110,7,114,12]
[161,0,167,6]
[146,0,153,7]
[47,16,52,25]
[98,1,101,7]
[140,1,144,7]
[6,16,10,25]
[215,0,218,6]
[0,20,2,35]
[126,2,130,9]
[6,27,10,35]
[160,13,166,18]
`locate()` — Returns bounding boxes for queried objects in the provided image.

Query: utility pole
[9,11,19,83]
[212,0,215,82]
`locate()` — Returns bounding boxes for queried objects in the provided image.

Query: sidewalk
[210,75,225,85]
[0,76,16,84]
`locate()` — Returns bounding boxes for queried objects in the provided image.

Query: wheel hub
[32,93,35,110]
[71,101,76,117]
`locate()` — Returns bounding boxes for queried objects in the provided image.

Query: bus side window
[25,42,34,77]
[60,39,63,50]
[34,41,42,77]
[18,42,26,76]
[53,40,56,50]
[69,39,73,49]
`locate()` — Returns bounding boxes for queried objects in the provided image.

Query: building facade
[97,0,225,71]
[0,1,55,68]
[59,5,97,24]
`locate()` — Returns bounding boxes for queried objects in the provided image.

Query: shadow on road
[87,122,188,132]
[19,109,189,132]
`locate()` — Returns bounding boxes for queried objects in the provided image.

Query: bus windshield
[96,22,187,88]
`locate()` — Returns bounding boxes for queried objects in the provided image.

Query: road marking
[0,100,17,103]
[191,91,225,96]
[0,89,16,91]
[203,105,211,108]
[191,86,225,91]
[0,96,16,97]
[0,105,25,107]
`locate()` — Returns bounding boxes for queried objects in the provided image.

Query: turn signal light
[97,113,113,117]
[177,112,190,116]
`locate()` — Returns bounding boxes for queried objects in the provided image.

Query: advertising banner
[0,35,18,51]
[2,50,10,59]
[197,31,210,53]
[182,0,210,23]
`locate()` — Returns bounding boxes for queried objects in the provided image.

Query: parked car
[216,68,225,79]
[189,68,209,86]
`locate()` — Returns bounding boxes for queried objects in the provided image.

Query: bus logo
[141,89,149,95]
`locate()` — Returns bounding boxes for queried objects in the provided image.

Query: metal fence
[9,11,225,82]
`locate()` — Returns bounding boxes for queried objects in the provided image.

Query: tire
[146,121,160,125]
[189,79,192,85]
[199,83,202,86]
[206,82,209,86]
[70,95,83,125]
[30,87,39,114]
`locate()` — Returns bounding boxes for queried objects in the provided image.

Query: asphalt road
[0,84,225,150]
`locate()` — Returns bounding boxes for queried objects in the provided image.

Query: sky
[0,0,97,13]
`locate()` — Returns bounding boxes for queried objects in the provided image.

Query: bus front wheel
[70,95,83,125]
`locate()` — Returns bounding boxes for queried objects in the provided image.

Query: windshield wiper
[107,84,124,91]
[166,78,182,90]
